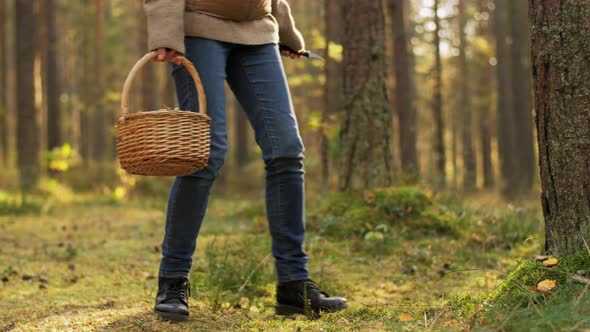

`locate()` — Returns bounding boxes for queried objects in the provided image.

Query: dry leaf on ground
[398,313,413,322]
[537,279,556,293]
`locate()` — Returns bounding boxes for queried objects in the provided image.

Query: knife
[279,45,324,61]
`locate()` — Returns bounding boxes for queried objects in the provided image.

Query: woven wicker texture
[116,52,211,176]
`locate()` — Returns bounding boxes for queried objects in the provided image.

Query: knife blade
[279,45,325,61]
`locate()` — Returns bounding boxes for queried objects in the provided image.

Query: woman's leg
[226,44,309,283]
[159,37,231,279]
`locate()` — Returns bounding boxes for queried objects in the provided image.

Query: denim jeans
[159,37,309,283]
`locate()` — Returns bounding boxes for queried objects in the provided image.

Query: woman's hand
[281,50,303,60]
[153,48,183,64]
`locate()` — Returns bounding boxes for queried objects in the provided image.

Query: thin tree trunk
[458,0,476,191]
[45,0,62,151]
[530,0,590,255]
[390,0,418,178]
[494,0,517,197]
[432,0,446,188]
[0,0,7,165]
[15,0,40,191]
[80,5,93,165]
[138,6,155,112]
[338,0,392,191]
[477,0,495,189]
[510,0,536,194]
[93,0,106,162]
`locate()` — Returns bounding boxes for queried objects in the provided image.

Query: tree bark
[390,0,418,177]
[138,6,155,112]
[0,0,7,165]
[477,0,495,189]
[432,0,446,187]
[510,0,536,194]
[338,0,392,191]
[494,0,517,197]
[458,0,477,191]
[530,0,590,255]
[16,0,40,191]
[93,0,106,162]
[45,0,62,151]
[321,0,343,189]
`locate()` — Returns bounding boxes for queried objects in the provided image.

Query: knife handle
[279,44,310,58]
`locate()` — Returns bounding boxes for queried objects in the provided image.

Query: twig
[580,231,590,257]
[574,283,589,307]
[571,274,590,286]
[238,253,271,293]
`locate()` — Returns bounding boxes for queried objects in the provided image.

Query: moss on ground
[0,187,585,331]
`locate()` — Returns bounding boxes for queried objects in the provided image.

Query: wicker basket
[116,51,211,176]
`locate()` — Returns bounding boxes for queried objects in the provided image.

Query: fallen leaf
[398,313,413,322]
[542,257,559,267]
[537,279,556,293]
[446,320,460,327]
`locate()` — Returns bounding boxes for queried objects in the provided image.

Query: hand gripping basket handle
[120,51,207,116]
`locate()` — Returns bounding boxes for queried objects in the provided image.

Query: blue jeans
[159,37,309,283]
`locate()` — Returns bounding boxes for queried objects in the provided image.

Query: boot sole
[153,310,189,322]
[275,304,307,316]
[275,303,348,318]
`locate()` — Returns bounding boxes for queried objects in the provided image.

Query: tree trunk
[45,0,62,151]
[390,0,418,178]
[0,0,7,165]
[494,0,517,197]
[138,6,155,112]
[321,0,342,190]
[477,0,495,189]
[93,0,106,162]
[458,0,476,191]
[15,0,40,191]
[80,4,94,165]
[510,0,536,194]
[530,0,590,255]
[338,0,392,191]
[432,0,446,187]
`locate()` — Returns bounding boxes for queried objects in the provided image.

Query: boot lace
[165,279,191,301]
[303,279,329,297]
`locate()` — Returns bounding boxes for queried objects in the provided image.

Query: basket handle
[120,51,207,116]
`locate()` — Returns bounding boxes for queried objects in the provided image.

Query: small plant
[45,144,80,173]
[191,237,274,311]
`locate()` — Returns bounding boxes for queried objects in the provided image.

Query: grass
[0,185,587,331]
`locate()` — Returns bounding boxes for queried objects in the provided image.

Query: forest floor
[0,182,589,331]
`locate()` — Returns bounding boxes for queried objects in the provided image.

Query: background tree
[93,0,107,162]
[458,0,476,191]
[530,0,590,255]
[15,0,40,191]
[390,0,418,178]
[475,0,495,189]
[432,0,446,188]
[338,0,392,190]
[509,0,535,194]
[0,0,7,165]
[45,0,62,151]
[493,0,517,197]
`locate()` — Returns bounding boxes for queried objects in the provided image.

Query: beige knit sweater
[143,0,305,55]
